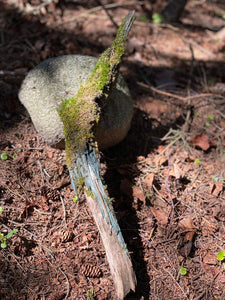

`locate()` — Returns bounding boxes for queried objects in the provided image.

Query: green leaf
[0,207,2,213]
[208,115,214,121]
[152,13,163,24]
[72,195,78,202]
[87,287,94,300]
[205,122,210,127]
[217,251,225,261]
[1,242,7,249]
[1,152,8,160]
[194,158,200,164]
[179,267,187,275]
[5,229,18,239]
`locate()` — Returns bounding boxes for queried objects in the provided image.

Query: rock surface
[19,55,133,149]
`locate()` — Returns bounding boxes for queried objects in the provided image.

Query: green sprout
[205,114,214,127]
[217,251,225,261]
[72,195,78,203]
[179,267,187,276]
[152,13,163,24]
[87,287,94,300]
[0,207,2,213]
[1,152,8,160]
[195,113,200,117]
[0,228,18,249]
[194,158,200,164]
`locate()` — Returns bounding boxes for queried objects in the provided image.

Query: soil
[0,0,225,299]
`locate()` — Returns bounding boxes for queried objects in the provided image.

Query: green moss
[58,11,135,168]
[85,187,95,199]
[75,175,85,190]
[58,89,99,167]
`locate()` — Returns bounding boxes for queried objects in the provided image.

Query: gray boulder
[19,55,133,149]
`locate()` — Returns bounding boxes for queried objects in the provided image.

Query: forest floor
[0,0,225,299]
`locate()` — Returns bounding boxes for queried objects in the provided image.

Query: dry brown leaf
[178,216,196,230]
[178,217,196,257]
[156,156,168,166]
[132,186,145,202]
[190,133,210,150]
[190,133,216,150]
[203,252,217,265]
[170,163,183,179]
[143,173,155,187]
[202,264,220,278]
[201,217,218,236]
[150,207,168,227]
[211,181,223,196]
[216,273,225,283]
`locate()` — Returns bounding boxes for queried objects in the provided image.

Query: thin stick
[165,149,175,238]
[137,81,225,103]
[95,0,118,28]
[59,194,67,224]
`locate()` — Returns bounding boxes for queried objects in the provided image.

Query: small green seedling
[179,267,187,275]
[194,158,200,164]
[1,152,8,160]
[0,207,2,213]
[208,115,214,121]
[195,113,200,117]
[139,15,148,22]
[72,195,78,203]
[217,251,225,261]
[12,154,18,159]
[205,114,214,127]
[87,287,94,300]
[17,148,22,153]
[152,13,163,24]
[0,229,18,249]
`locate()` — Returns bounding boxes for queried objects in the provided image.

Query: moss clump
[58,88,99,167]
[84,188,95,199]
[58,11,135,168]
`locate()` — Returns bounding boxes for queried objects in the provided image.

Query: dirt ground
[0,0,225,299]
